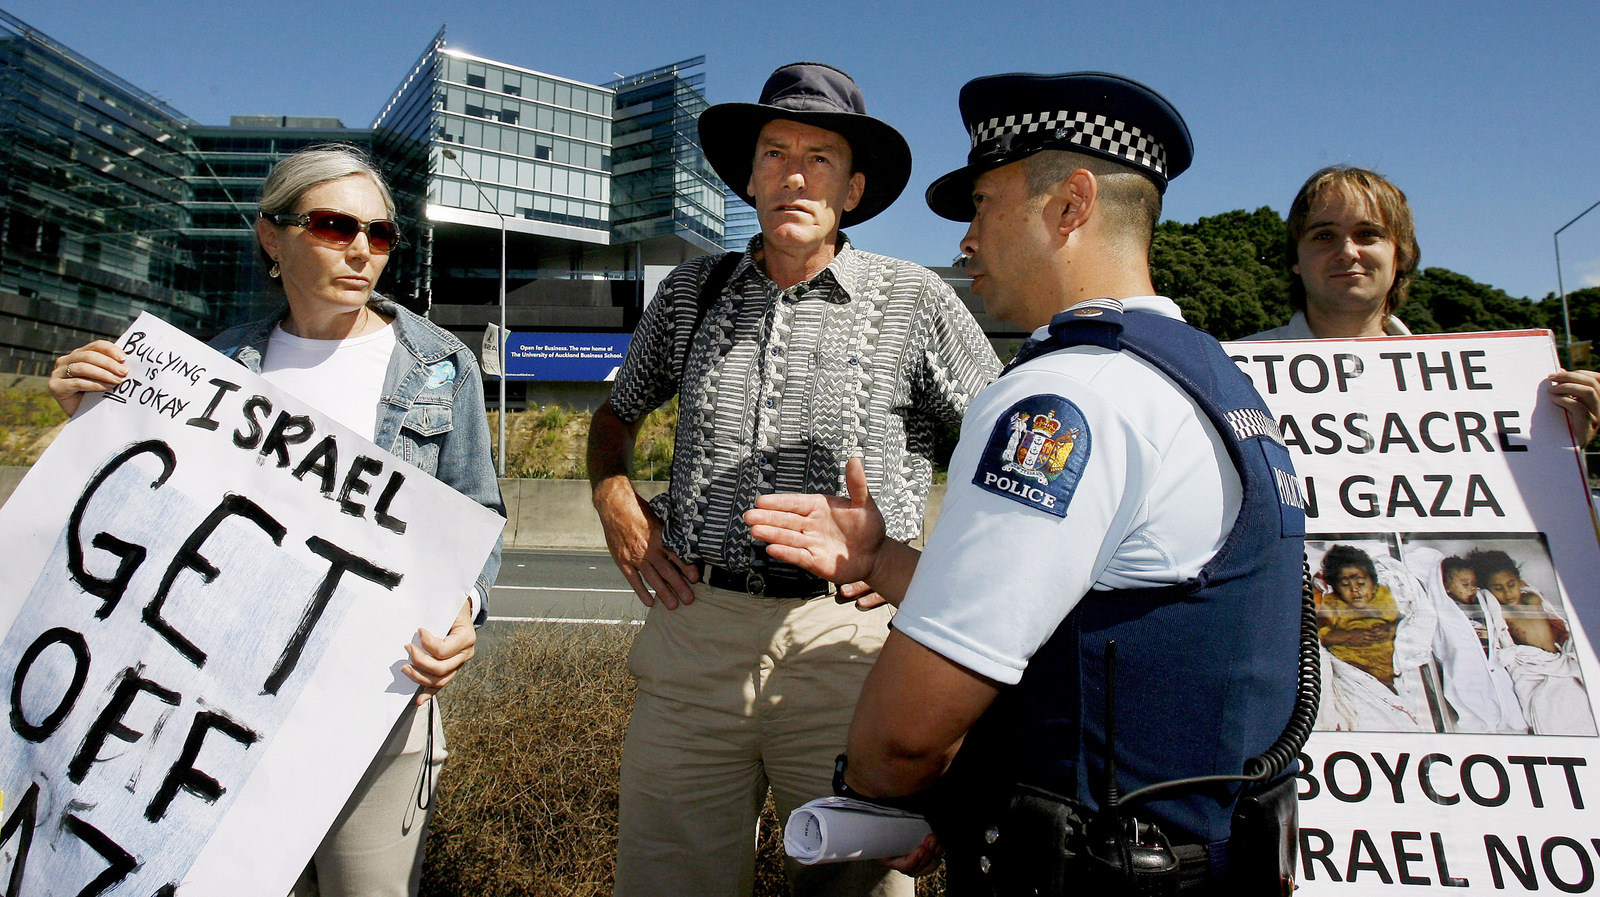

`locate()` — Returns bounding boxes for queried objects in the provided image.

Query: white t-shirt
[1239,310,1412,341]
[260,323,396,439]
[893,297,1243,685]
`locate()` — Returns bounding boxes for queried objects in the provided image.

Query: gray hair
[256,145,397,277]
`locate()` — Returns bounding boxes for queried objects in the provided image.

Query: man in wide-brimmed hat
[745,72,1308,893]
[587,62,997,895]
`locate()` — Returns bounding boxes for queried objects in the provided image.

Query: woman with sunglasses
[47,144,504,897]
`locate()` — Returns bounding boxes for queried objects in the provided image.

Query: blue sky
[9,0,1599,302]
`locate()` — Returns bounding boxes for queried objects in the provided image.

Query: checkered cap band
[1225,408,1286,447]
[971,110,1168,177]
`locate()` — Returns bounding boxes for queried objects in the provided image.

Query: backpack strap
[678,251,742,386]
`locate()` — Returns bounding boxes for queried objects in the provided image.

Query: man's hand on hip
[594,479,699,609]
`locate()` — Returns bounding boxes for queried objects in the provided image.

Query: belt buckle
[745,571,766,597]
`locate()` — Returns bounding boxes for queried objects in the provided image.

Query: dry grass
[420,623,944,896]
[422,623,636,895]
[0,390,66,465]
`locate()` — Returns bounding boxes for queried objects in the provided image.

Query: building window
[466,73,486,88]
[500,108,519,126]
[7,213,38,250]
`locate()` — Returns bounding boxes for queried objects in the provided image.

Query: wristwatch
[832,753,932,815]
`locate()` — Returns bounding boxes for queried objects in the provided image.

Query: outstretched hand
[745,456,885,586]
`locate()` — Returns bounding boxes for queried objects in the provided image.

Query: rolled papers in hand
[784,796,933,865]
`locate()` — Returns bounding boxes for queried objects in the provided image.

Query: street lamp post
[442,147,509,476]
[1554,197,1600,365]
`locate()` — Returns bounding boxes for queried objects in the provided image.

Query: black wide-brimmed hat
[698,62,913,227]
[925,72,1193,222]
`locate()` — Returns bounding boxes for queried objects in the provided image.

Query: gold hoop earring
[269,262,280,278]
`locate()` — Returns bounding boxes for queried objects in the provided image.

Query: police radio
[989,560,1321,896]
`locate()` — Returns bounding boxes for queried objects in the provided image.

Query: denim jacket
[210,297,505,623]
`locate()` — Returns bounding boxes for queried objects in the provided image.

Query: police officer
[746,72,1308,894]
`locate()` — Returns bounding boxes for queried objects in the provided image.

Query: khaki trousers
[614,582,912,897]
[289,700,446,897]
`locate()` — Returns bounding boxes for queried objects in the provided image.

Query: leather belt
[703,565,830,599]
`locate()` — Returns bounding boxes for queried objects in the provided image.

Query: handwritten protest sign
[0,314,502,894]
[1228,332,1600,893]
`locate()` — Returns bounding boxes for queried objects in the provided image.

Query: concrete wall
[500,478,666,550]
[0,468,946,551]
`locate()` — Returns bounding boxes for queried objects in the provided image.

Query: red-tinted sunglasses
[263,209,402,253]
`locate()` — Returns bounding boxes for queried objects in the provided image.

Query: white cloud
[1577,257,1600,289]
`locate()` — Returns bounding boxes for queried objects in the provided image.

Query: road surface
[488,548,645,624]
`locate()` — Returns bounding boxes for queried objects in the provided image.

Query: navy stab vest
[934,304,1305,886]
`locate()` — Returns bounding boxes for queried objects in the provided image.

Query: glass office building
[720,183,760,253]
[0,8,203,375]
[0,11,731,396]
[608,58,722,254]
[374,31,724,351]
[375,32,626,337]
[432,49,613,238]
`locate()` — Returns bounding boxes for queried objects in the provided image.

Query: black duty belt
[703,565,830,599]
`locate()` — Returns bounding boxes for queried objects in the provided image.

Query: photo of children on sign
[1309,533,1594,736]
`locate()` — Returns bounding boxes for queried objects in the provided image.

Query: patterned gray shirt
[608,235,1000,576]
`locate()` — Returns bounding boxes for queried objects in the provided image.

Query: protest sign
[0,314,503,895]
[1228,332,1600,893]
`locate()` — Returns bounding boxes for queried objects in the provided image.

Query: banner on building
[1226,331,1600,894]
[481,322,503,378]
[0,314,503,894]
[504,332,630,381]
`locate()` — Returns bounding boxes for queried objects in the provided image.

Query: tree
[1537,286,1600,355]
[1151,207,1292,340]
[1405,268,1541,334]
